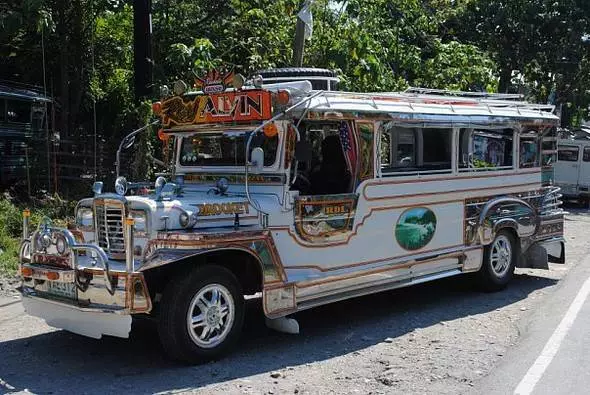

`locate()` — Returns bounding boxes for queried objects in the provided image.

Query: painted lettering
[196,201,250,216]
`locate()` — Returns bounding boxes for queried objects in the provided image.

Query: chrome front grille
[94,199,126,259]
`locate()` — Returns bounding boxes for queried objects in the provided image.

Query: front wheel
[476,230,517,292]
[158,265,245,364]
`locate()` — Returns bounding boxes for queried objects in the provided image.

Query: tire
[255,67,339,91]
[158,265,245,364]
[476,230,517,292]
[256,67,337,78]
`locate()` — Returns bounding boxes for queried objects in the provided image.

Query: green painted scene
[395,207,437,251]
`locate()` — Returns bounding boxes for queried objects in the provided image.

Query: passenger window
[395,129,416,168]
[380,124,452,175]
[558,146,579,162]
[584,147,590,162]
[422,128,452,169]
[459,129,513,171]
[519,134,540,168]
[291,121,353,195]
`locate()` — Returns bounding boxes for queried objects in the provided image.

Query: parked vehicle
[18,69,565,363]
[554,128,590,205]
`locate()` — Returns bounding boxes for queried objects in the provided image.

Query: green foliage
[1,0,590,190]
[452,0,590,126]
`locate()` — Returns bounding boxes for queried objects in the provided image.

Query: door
[579,146,590,194]
[556,144,580,196]
[291,120,371,245]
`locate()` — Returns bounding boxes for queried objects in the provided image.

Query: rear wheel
[476,230,517,292]
[158,265,245,364]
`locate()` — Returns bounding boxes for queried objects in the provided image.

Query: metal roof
[0,82,52,102]
[298,89,560,125]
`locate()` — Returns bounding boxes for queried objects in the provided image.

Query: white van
[555,133,590,203]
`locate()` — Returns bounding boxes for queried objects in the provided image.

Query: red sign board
[161,90,272,127]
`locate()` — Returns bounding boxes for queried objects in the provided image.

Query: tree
[453,0,590,126]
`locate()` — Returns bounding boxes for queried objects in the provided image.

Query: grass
[0,196,75,275]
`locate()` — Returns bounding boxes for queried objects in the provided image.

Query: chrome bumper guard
[535,186,566,264]
[19,224,151,328]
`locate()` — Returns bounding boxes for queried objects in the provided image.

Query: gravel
[0,207,588,395]
[0,274,20,298]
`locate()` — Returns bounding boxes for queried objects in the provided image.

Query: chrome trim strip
[296,269,462,313]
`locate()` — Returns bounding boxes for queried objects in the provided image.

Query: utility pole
[292,0,307,67]
[133,0,153,101]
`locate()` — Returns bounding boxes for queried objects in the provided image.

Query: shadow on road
[0,273,558,394]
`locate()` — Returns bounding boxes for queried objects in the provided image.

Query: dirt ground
[1,207,588,395]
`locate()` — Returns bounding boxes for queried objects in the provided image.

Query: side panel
[271,170,542,303]
[578,146,590,195]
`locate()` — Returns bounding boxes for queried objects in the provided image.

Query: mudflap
[522,243,549,270]
[520,240,565,269]
[546,240,566,264]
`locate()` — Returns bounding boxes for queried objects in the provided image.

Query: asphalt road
[1,209,589,395]
[473,244,590,395]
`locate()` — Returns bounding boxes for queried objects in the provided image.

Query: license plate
[47,281,77,299]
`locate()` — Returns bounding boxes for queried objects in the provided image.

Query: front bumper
[22,295,132,339]
[19,226,151,338]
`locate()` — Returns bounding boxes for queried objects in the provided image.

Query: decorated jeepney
[18,68,565,363]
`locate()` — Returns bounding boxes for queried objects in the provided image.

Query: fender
[477,197,537,245]
[138,229,286,285]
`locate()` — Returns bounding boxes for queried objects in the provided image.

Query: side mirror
[122,135,136,149]
[250,147,264,174]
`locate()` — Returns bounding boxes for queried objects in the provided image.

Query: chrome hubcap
[187,284,234,349]
[490,235,512,277]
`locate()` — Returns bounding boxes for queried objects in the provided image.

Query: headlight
[76,207,93,229]
[55,234,68,255]
[115,176,128,196]
[179,210,196,228]
[179,212,190,227]
[130,210,147,234]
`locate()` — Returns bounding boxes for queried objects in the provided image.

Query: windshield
[179,130,279,167]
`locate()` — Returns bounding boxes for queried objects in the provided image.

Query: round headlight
[179,212,190,228]
[216,178,229,194]
[115,176,128,196]
[40,233,52,249]
[155,176,166,192]
[55,235,67,255]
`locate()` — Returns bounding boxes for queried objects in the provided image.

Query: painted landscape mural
[395,207,437,251]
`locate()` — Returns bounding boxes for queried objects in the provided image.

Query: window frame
[379,124,454,177]
[518,131,542,169]
[557,145,580,162]
[458,128,515,173]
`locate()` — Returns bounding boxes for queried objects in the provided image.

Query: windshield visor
[179,130,278,167]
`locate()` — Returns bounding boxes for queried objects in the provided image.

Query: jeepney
[18,69,565,363]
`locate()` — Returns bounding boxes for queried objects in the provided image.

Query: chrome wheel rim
[186,284,235,349]
[490,235,512,277]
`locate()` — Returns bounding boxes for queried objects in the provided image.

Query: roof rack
[311,89,556,115]
[404,87,524,101]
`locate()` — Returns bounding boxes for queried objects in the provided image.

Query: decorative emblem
[193,68,235,94]
[160,90,272,127]
[395,207,437,251]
